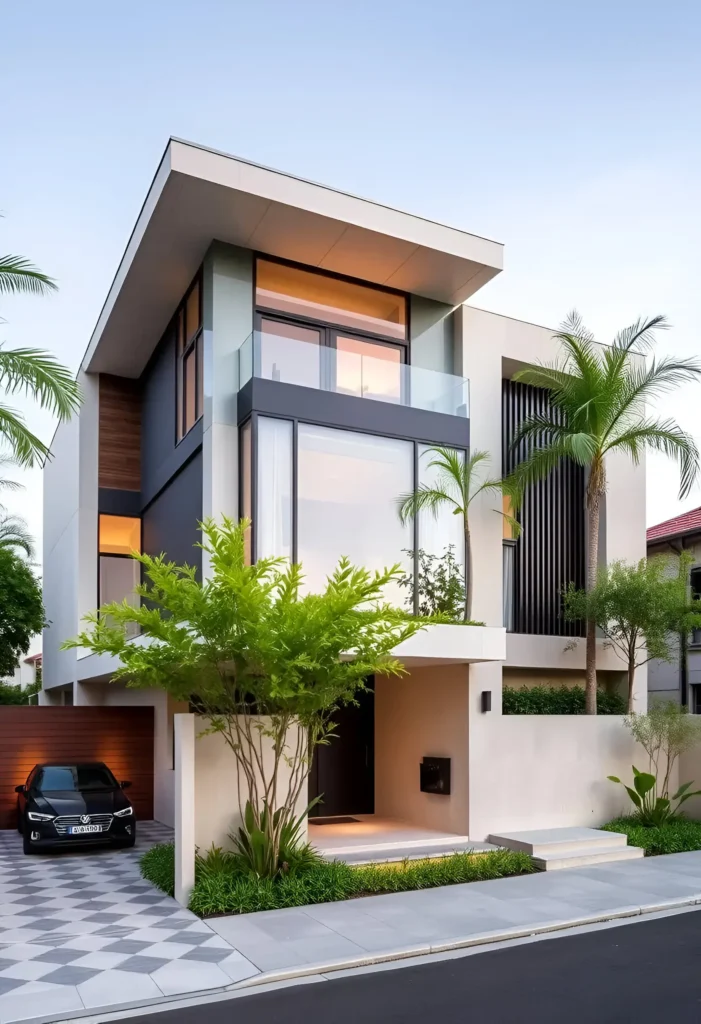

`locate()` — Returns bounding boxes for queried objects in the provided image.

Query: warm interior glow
[335,335,402,401]
[99,515,141,555]
[503,495,516,540]
[256,259,406,340]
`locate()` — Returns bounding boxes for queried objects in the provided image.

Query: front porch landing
[308,815,498,865]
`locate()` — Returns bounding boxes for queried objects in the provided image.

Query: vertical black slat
[502,378,585,636]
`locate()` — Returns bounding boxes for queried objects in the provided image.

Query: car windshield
[36,766,118,792]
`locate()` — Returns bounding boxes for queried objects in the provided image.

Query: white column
[174,713,196,906]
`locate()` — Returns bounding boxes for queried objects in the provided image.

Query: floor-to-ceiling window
[245,415,465,607]
[297,424,413,602]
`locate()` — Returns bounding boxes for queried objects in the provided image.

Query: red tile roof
[647,506,701,543]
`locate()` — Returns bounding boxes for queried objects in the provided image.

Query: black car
[16,762,136,854]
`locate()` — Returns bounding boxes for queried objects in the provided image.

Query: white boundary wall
[468,716,651,839]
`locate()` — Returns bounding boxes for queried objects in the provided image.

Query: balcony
[238,329,469,418]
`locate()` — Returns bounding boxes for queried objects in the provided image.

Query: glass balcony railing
[238,329,469,418]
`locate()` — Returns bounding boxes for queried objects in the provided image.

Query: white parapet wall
[174,712,307,904]
[391,624,506,667]
[468,715,655,840]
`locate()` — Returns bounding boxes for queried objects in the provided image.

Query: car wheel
[22,828,36,855]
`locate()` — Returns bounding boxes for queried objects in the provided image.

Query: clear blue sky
[4,0,701,557]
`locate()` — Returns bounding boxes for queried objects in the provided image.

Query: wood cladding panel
[502,379,586,636]
[99,374,142,491]
[0,706,153,829]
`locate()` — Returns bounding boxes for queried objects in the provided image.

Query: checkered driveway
[0,822,257,1022]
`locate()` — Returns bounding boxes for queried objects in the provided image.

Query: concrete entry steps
[488,827,645,871]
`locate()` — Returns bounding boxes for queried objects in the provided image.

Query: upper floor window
[176,276,203,441]
[98,515,141,636]
[255,259,406,341]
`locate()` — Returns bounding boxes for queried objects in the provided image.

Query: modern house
[42,139,647,856]
[647,508,701,710]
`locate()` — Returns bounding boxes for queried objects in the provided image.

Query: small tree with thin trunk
[506,313,701,714]
[563,554,701,712]
[396,448,518,621]
[63,518,424,878]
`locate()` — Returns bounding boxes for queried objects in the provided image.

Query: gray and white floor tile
[0,822,258,1022]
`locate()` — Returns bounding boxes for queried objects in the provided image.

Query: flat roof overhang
[84,138,504,377]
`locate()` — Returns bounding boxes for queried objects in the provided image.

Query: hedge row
[502,685,626,715]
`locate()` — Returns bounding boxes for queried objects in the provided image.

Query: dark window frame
[239,411,466,612]
[176,272,204,444]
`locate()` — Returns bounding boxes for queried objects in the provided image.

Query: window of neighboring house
[691,684,701,716]
[690,567,701,646]
[98,515,141,637]
[176,276,204,441]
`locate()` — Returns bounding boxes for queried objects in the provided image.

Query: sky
[3,0,701,565]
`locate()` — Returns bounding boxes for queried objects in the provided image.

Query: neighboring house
[647,508,701,710]
[2,639,42,691]
[42,139,647,841]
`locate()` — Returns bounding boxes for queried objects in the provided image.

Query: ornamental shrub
[502,685,626,715]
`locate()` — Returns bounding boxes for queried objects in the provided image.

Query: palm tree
[0,247,80,465]
[507,312,701,714]
[397,448,519,621]
[0,512,34,558]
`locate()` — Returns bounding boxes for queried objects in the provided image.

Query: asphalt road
[122,910,701,1023]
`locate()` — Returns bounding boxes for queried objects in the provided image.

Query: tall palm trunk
[464,522,473,621]
[585,458,605,714]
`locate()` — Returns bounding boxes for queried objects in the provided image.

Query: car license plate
[69,824,102,834]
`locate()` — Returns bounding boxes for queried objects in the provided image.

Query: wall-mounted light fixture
[481,690,492,713]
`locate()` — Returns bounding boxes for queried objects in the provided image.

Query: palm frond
[607,419,700,499]
[0,513,35,557]
[397,485,459,524]
[0,405,50,467]
[0,255,57,296]
[0,347,80,420]
[611,315,669,354]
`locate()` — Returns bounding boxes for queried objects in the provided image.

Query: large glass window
[257,418,293,561]
[335,336,402,402]
[241,420,252,565]
[417,445,465,567]
[259,318,322,389]
[256,259,406,341]
[98,515,140,635]
[297,424,412,601]
[176,276,203,441]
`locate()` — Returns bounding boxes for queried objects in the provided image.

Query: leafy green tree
[397,448,519,621]
[507,313,701,714]
[64,518,423,877]
[0,548,43,677]
[0,241,81,465]
[563,554,701,712]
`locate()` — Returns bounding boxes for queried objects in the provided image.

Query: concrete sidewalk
[209,851,701,986]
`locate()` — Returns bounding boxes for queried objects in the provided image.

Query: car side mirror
[120,780,132,789]
[14,785,25,794]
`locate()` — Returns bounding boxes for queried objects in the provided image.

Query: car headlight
[27,812,54,822]
[114,806,133,818]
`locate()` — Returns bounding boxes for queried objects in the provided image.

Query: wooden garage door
[0,706,154,829]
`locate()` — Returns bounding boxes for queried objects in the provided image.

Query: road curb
[231,894,701,990]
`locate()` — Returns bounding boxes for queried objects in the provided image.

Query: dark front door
[309,683,374,818]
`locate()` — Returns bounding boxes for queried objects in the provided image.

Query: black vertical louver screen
[502,379,585,636]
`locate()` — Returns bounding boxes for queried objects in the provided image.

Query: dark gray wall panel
[502,379,585,636]
[239,378,470,449]
[141,452,203,577]
[139,326,203,507]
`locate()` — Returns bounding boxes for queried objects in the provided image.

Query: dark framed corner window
[98,514,141,637]
[176,275,204,442]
